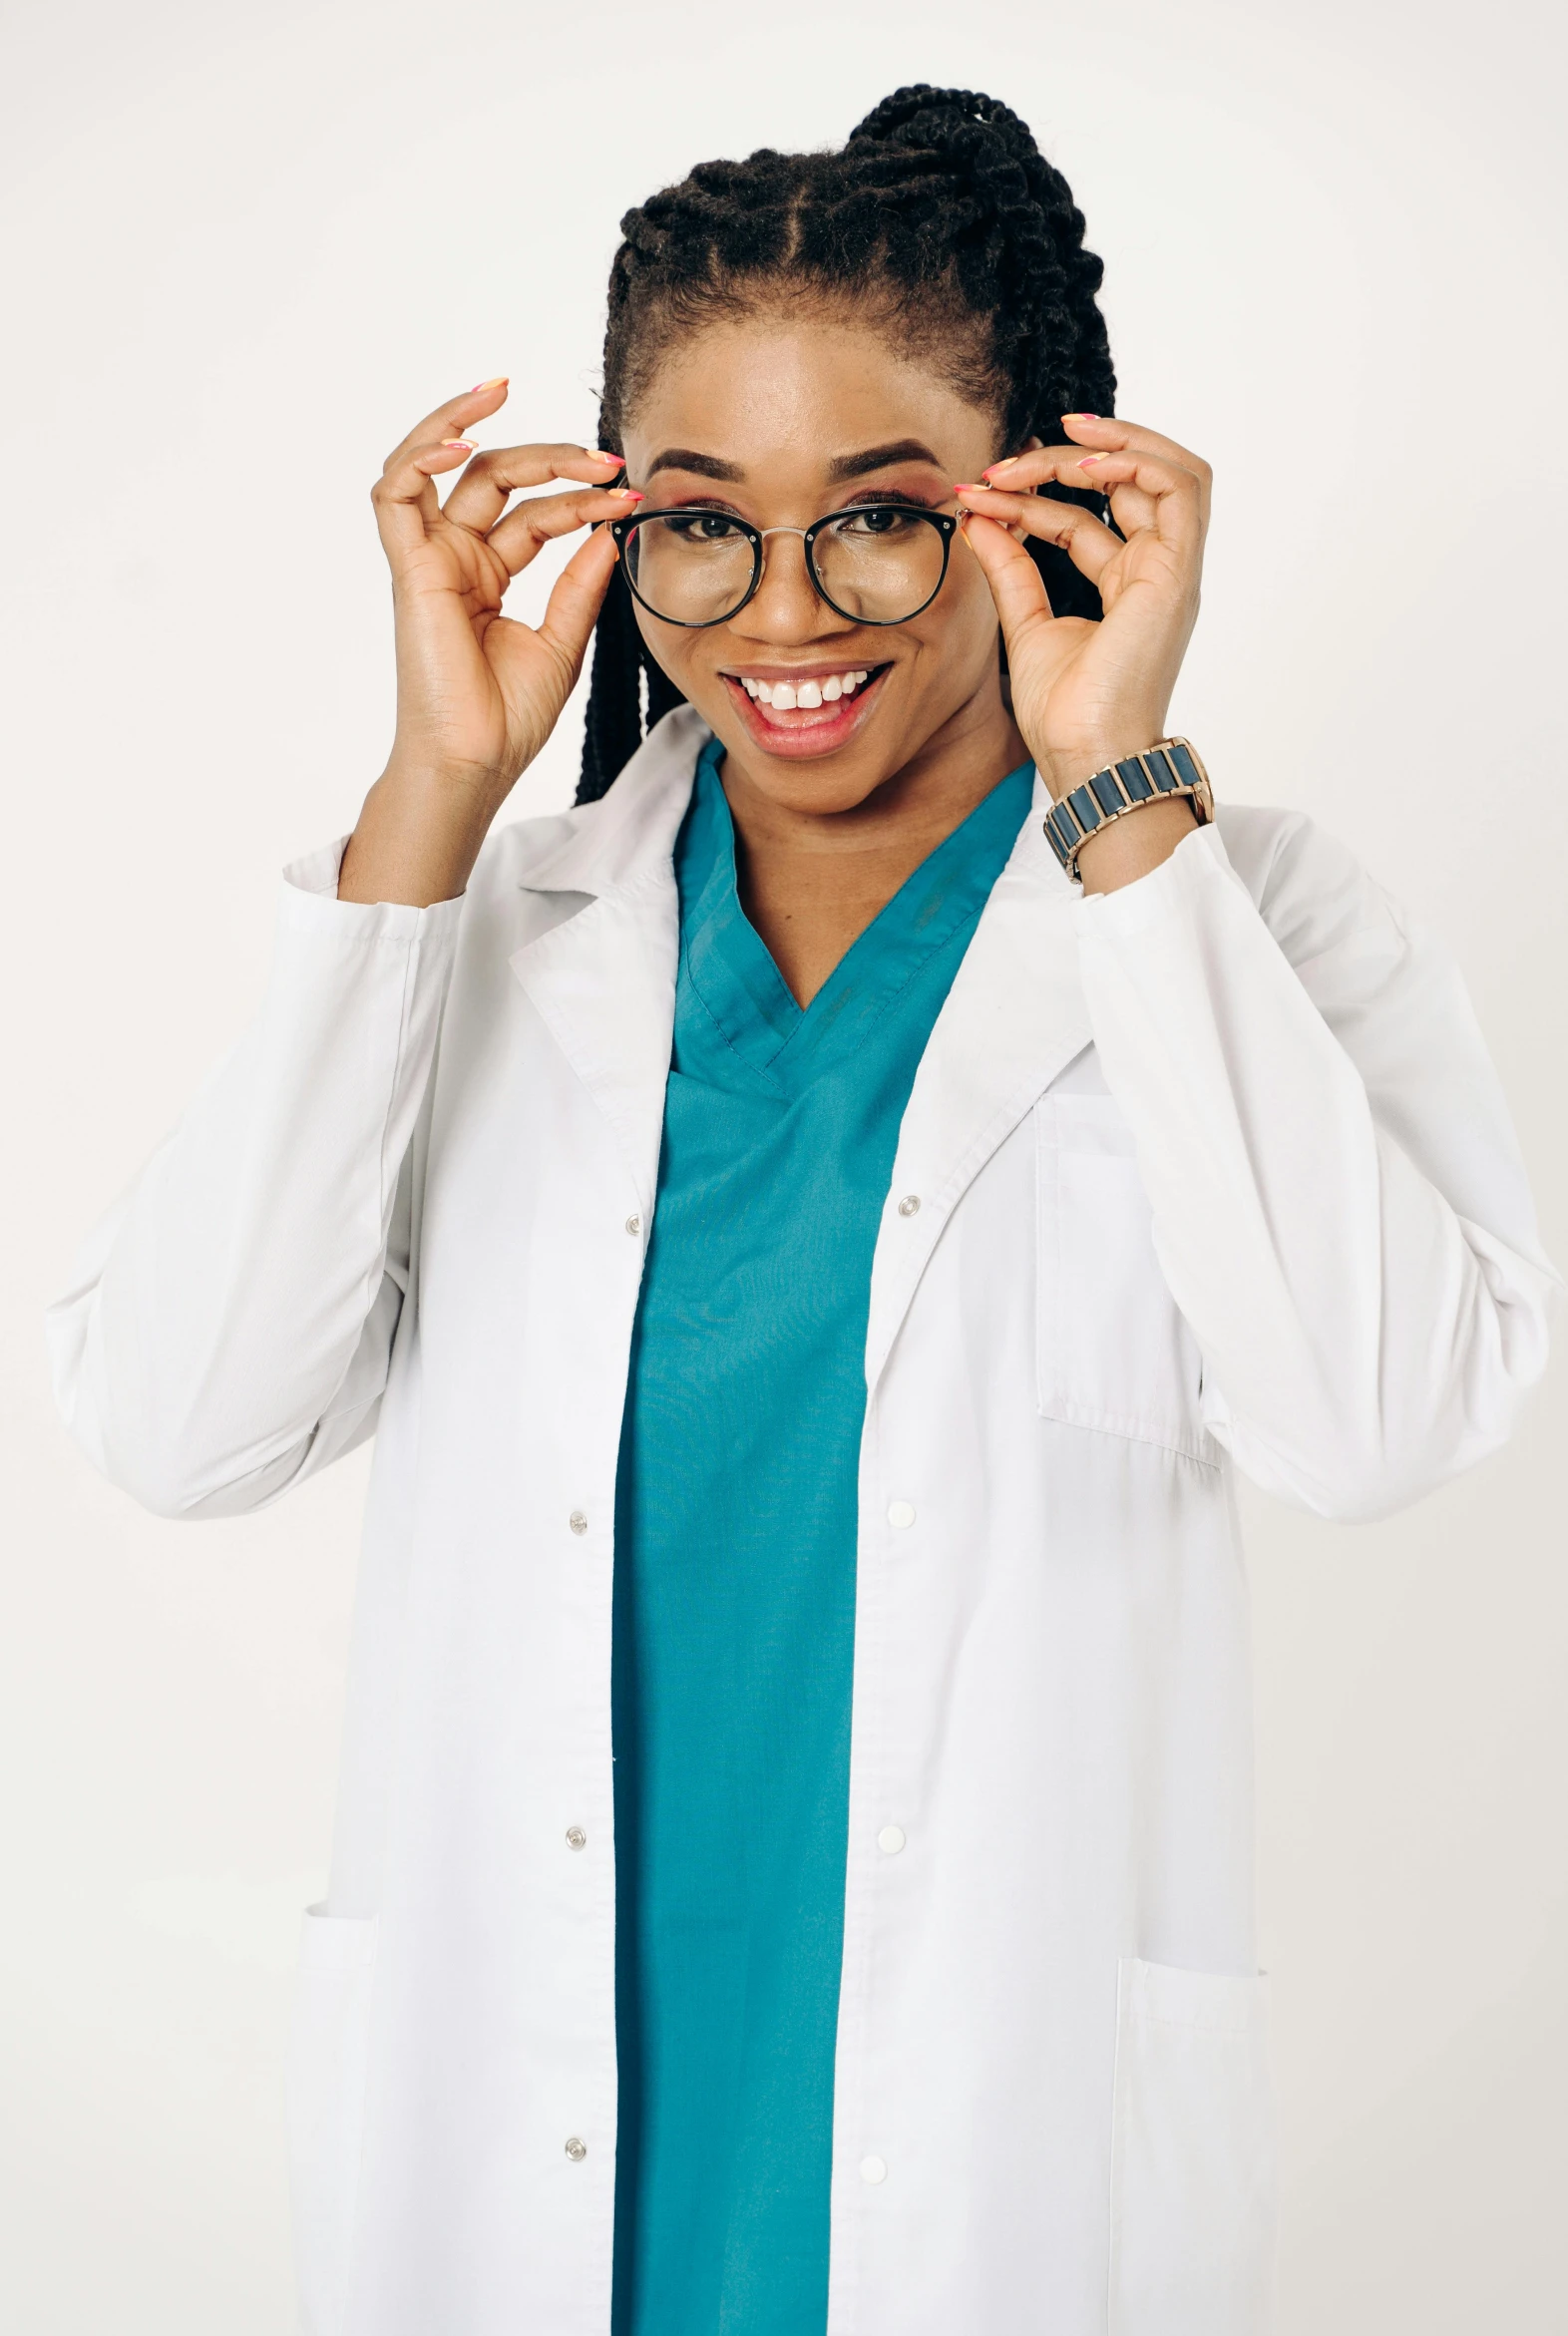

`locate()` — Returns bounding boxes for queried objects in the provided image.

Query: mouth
[721,661,892,758]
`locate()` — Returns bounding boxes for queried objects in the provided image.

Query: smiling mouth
[722,662,891,748]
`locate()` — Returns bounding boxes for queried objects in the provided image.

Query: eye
[834,504,923,539]
[662,512,746,543]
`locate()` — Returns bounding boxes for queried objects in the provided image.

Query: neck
[720,675,1027,1008]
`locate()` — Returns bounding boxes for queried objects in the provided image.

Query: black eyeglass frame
[606,501,961,629]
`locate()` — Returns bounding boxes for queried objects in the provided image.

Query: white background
[2,0,1564,2327]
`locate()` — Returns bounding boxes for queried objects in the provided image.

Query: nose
[735,527,841,643]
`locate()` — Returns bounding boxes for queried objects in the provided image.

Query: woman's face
[618,313,1012,815]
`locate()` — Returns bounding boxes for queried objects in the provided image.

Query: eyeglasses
[607,501,960,629]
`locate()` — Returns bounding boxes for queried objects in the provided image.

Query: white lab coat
[48,706,1555,2336]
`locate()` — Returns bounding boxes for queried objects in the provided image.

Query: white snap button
[897,1194,921,1217]
[887,1501,916,1529]
[566,1826,587,1850]
[569,1510,588,1536]
[859,2154,888,2184]
[878,1825,906,1856]
[625,1216,641,1236]
[565,2136,587,2161]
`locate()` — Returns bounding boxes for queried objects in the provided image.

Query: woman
[48,85,1555,2336]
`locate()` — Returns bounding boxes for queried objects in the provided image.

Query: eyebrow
[644,447,745,481]
[827,439,944,481]
[643,437,945,485]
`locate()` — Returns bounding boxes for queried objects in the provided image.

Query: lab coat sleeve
[1073,809,1559,1521]
[45,839,465,1519]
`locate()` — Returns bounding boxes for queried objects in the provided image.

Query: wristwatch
[1043,738,1214,880]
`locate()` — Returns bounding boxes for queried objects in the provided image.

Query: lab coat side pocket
[1107,1957,1278,2336]
[287,1907,379,2336]
[1034,1094,1213,1463]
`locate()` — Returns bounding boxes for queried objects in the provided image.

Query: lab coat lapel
[865,782,1091,1392]
[507,708,707,1222]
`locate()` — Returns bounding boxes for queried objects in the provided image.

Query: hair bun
[847,84,1037,164]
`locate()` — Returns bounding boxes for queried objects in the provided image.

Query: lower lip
[724,669,890,758]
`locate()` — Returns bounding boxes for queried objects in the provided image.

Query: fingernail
[983,460,1018,477]
[608,488,643,501]
[1062,412,1098,422]
[442,439,475,453]
[470,376,508,392]
[594,448,623,462]
[953,483,980,493]
[1077,454,1106,468]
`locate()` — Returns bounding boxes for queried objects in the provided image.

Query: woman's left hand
[956,414,1210,808]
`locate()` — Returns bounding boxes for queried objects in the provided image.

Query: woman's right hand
[338,380,637,907]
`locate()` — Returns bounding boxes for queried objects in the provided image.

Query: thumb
[959,511,1056,664]
[535,525,621,677]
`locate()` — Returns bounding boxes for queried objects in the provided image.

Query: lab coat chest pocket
[287,1907,378,2336]
[1034,1093,1211,1461]
[1108,1958,1279,2336]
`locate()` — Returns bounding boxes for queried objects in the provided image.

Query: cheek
[906,546,1000,673]
[633,613,705,691]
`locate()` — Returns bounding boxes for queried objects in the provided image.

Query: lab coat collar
[506,709,705,1221]
[865,778,1091,1391]
[511,705,710,900]
[508,722,1092,1298]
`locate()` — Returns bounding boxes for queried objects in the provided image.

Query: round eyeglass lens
[812,507,948,621]
[624,512,757,625]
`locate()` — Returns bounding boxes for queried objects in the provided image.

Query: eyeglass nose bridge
[749,523,826,609]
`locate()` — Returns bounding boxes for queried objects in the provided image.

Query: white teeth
[737,667,875,710]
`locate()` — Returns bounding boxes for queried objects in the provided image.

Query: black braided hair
[579,85,1116,802]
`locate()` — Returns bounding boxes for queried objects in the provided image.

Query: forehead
[620,314,999,477]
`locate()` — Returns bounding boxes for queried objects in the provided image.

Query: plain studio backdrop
[2,0,1564,2328]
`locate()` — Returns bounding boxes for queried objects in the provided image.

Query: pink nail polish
[469,376,508,392]
[1063,412,1098,422]
[442,439,475,453]
[1077,454,1105,468]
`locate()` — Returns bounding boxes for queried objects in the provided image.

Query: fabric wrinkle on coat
[610,738,1036,2336]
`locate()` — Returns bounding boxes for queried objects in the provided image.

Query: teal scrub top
[610,738,1036,2336]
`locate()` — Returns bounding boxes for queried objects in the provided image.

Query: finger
[371,436,477,563]
[534,525,621,678]
[380,376,513,479]
[957,509,1059,650]
[981,444,1201,559]
[485,485,643,579]
[955,484,1121,584]
[1071,450,1203,561]
[443,442,625,535]
[975,443,1159,542]
[988,417,1212,523]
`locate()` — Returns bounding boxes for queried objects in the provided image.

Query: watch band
[1043,738,1214,879]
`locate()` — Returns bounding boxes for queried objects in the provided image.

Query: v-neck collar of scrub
[675,736,1037,1099]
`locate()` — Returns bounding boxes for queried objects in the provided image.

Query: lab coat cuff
[280,836,470,947]
[1070,818,1245,943]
